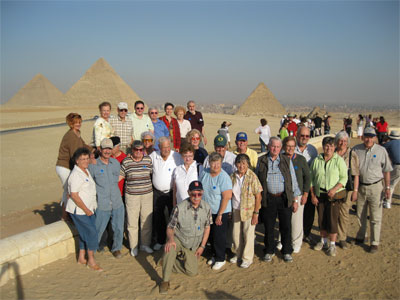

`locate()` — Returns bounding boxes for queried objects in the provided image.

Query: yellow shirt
[234,147,259,171]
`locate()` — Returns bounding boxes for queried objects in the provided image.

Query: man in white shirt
[150,137,183,250]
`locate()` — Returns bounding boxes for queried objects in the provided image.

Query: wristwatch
[294,199,299,203]
[386,186,391,190]
[253,211,259,215]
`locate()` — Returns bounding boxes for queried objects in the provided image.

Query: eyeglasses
[143,139,153,143]
[191,192,203,197]
[119,109,128,112]
[133,148,144,152]
[135,107,144,110]
[150,112,158,115]
[191,137,201,141]
[300,135,310,138]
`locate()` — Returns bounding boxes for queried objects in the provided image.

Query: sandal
[87,264,103,272]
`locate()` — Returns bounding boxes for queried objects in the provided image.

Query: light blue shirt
[266,155,301,197]
[152,119,170,151]
[199,168,232,215]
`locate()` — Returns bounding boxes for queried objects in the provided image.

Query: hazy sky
[1,0,399,106]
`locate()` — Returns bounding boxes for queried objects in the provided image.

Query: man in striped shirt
[109,102,134,153]
[119,140,154,256]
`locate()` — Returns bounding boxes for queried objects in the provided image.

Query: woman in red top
[376,116,389,144]
[159,102,181,151]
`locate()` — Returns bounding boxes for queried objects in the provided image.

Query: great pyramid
[5,73,63,106]
[236,82,286,116]
[307,106,328,119]
[62,58,141,108]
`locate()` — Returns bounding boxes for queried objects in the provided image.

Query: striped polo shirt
[120,156,153,195]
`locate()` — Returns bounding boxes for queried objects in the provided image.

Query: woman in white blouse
[66,147,102,271]
[255,118,271,153]
[172,143,201,206]
[174,106,192,145]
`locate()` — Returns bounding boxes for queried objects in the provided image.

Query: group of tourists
[343,114,390,142]
[55,101,399,295]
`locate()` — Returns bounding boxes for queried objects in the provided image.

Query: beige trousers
[232,209,255,263]
[291,203,304,250]
[385,165,400,204]
[337,191,352,242]
[125,192,153,249]
[162,238,198,282]
[356,183,383,246]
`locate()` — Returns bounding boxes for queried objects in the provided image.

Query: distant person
[279,120,289,140]
[344,115,353,137]
[217,121,232,149]
[353,127,392,253]
[356,114,364,139]
[375,116,389,144]
[174,106,192,145]
[287,113,298,137]
[119,140,154,256]
[130,100,154,141]
[313,113,323,137]
[186,129,208,165]
[255,118,271,153]
[66,148,102,271]
[382,130,400,209]
[280,115,287,128]
[159,102,181,151]
[88,138,125,259]
[56,113,93,220]
[159,180,212,295]
[233,132,258,170]
[141,131,155,156]
[93,102,113,150]
[323,115,331,135]
[148,107,169,151]
[109,102,134,153]
[184,100,207,147]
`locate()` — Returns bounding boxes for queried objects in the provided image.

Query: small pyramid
[236,82,286,116]
[62,58,141,108]
[5,73,63,106]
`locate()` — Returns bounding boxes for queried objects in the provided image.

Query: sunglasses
[150,112,158,114]
[135,107,144,110]
[133,148,144,152]
[119,109,128,112]
[143,139,153,143]
[300,135,310,138]
[191,192,203,197]
[191,137,201,141]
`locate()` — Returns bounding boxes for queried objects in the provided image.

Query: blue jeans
[95,206,125,252]
[259,137,267,153]
[70,213,98,251]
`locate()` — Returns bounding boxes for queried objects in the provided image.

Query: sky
[1,0,399,107]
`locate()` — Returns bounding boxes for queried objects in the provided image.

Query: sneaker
[240,261,252,268]
[293,247,301,254]
[354,238,364,245]
[112,250,122,259]
[229,256,238,264]
[314,241,328,251]
[212,261,226,270]
[140,245,154,254]
[153,243,163,251]
[159,281,169,295]
[327,245,336,257]
[263,253,275,262]
[130,247,138,257]
[303,235,314,244]
[383,201,391,209]
[283,254,293,262]
[276,242,282,251]
[207,257,215,266]
[339,240,348,250]
[369,245,378,253]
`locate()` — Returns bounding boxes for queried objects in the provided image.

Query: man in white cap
[353,127,392,253]
[109,102,134,153]
[382,130,400,209]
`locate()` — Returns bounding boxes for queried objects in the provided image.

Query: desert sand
[0,106,399,299]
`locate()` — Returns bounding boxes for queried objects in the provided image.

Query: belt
[360,179,382,186]
[268,192,283,197]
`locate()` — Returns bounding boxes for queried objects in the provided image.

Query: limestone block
[63,237,78,254]
[0,263,9,287]
[38,221,76,246]
[39,242,67,266]
[0,239,19,264]
[8,252,39,279]
[8,229,48,257]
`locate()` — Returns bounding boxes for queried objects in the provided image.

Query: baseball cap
[100,138,113,149]
[118,102,128,110]
[214,134,227,147]
[188,180,203,192]
[363,127,376,137]
[236,132,248,141]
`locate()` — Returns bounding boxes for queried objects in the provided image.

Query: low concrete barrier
[0,221,78,286]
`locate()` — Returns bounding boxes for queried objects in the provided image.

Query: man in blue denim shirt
[88,138,125,258]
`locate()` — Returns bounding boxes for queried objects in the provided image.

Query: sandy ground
[0,106,399,299]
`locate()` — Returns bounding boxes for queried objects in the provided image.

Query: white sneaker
[240,261,252,268]
[229,256,238,264]
[130,248,138,257]
[140,245,154,254]
[153,243,163,251]
[207,257,215,266]
[293,247,301,254]
[383,201,391,209]
[212,261,226,270]
[276,242,283,251]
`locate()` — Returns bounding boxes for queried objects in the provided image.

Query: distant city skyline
[1,1,399,107]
